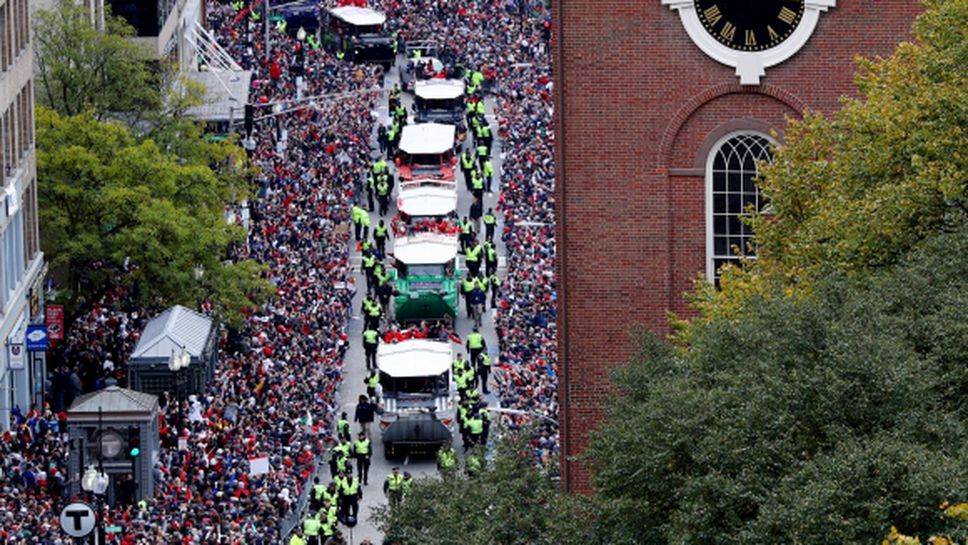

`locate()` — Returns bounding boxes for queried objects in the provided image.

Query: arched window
[706,132,774,284]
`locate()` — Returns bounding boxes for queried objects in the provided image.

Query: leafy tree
[372,435,589,545]
[585,226,968,545]
[33,0,163,122]
[680,0,968,338]
[36,107,270,327]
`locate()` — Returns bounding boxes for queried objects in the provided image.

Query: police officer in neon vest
[353,432,371,485]
[362,327,379,370]
[478,352,492,395]
[482,208,497,242]
[466,326,486,367]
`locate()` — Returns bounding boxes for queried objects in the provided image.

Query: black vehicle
[274,1,319,34]
[321,6,394,69]
[413,79,466,127]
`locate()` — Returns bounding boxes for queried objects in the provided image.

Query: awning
[397,185,458,216]
[183,69,252,122]
[399,123,456,155]
[393,233,459,264]
[328,6,387,26]
[415,79,465,100]
[378,340,453,377]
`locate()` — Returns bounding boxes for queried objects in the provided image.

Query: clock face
[694,0,806,52]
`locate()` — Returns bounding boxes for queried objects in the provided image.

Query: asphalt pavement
[315,59,507,544]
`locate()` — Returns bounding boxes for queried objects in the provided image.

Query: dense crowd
[0,1,383,542]
[1,0,557,542]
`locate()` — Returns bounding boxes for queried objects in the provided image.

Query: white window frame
[705,130,775,283]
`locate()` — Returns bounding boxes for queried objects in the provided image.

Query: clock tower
[553,0,922,493]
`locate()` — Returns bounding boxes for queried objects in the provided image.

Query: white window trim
[705,130,776,282]
[662,0,836,85]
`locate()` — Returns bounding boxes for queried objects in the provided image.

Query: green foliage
[33,0,163,122]
[36,107,270,327]
[678,0,968,341]
[372,435,589,545]
[585,226,968,545]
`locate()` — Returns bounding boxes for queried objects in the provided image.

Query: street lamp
[168,348,190,448]
[81,465,109,545]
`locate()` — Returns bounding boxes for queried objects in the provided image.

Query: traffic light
[127,426,141,459]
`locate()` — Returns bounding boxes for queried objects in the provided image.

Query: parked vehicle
[377,339,458,459]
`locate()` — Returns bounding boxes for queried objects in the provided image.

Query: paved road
[315,60,508,544]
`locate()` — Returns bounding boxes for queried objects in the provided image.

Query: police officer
[459,216,474,253]
[482,158,495,193]
[362,327,380,370]
[364,368,380,401]
[365,173,376,211]
[376,176,391,217]
[461,275,476,317]
[470,168,485,204]
[337,412,351,442]
[339,468,361,522]
[484,241,498,277]
[461,149,476,190]
[487,272,501,309]
[437,442,457,475]
[362,252,377,293]
[353,431,372,485]
[478,352,492,395]
[374,220,389,258]
[384,466,405,506]
[482,208,497,242]
[466,326,486,367]
[465,240,483,277]
[351,203,368,241]
[303,512,322,545]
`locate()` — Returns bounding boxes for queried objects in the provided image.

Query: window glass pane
[713,194,726,214]
[708,133,774,283]
[713,171,726,192]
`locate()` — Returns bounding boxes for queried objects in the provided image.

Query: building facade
[553,0,923,492]
[1,0,46,431]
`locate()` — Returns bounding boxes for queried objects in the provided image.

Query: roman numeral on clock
[703,5,722,26]
[778,6,797,25]
[767,25,779,41]
[720,21,736,41]
[745,29,756,47]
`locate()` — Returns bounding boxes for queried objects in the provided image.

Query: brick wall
[553,0,923,494]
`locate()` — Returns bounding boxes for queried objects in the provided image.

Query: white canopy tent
[415,79,465,100]
[377,339,453,378]
[398,123,456,155]
[397,185,458,217]
[393,233,459,264]
[327,6,387,27]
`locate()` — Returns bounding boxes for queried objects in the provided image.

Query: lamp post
[168,348,190,449]
[81,465,109,545]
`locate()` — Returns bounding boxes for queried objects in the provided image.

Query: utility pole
[263,0,270,61]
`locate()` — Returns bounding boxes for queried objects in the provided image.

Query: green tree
[372,434,589,545]
[33,0,163,122]
[36,107,270,327]
[585,226,968,545]
[680,0,968,338]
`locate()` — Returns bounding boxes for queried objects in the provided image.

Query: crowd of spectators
[0,0,558,542]
[0,0,383,542]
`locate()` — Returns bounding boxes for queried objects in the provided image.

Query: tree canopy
[36,106,270,327]
[373,437,587,545]
[33,0,163,123]
[585,225,968,545]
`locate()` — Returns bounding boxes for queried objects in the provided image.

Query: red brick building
[553,0,922,493]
